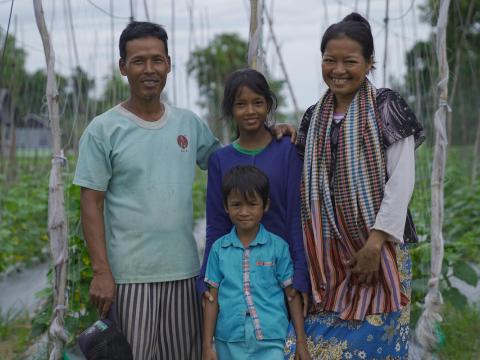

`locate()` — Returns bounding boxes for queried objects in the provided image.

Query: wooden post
[248,0,264,73]
[415,0,451,357]
[33,1,69,359]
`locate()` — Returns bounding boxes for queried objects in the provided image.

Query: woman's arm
[372,135,416,243]
[350,135,415,285]
[202,286,219,360]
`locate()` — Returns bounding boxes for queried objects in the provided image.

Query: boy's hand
[202,345,217,360]
[285,287,310,317]
[202,290,214,309]
[295,340,311,360]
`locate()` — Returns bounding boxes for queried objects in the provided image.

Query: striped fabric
[301,79,408,321]
[115,278,202,360]
[242,248,264,340]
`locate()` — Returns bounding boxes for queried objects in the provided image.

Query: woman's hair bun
[342,12,371,31]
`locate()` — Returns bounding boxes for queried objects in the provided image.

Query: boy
[202,165,310,359]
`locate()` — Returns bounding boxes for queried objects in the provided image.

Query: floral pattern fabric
[284,243,411,360]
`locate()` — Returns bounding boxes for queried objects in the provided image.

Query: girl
[197,68,310,310]
[285,13,425,359]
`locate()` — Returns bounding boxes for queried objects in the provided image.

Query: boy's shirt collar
[221,224,267,248]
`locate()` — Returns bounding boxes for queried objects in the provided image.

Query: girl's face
[321,36,372,105]
[232,86,269,135]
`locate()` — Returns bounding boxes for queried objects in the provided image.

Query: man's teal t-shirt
[73,103,220,283]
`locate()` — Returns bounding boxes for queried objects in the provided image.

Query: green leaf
[443,287,468,309]
[452,260,478,287]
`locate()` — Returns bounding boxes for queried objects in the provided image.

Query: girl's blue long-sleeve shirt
[196,136,310,295]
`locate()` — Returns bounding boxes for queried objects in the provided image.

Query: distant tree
[98,72,130,112]
[0,30,28,90]
[398,0,479,145]
[187,33,286,141]
[187,33,248,140]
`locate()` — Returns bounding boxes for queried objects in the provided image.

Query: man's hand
[348,230,387,286]
[89,270,116,318]
[202,290,214,309]
[271,123,297,143]
[295,339,311,360]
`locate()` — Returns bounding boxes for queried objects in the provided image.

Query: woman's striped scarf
[301,79,408,321]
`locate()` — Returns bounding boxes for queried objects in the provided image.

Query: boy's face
[119,36,171,102]
[225,189,268,234]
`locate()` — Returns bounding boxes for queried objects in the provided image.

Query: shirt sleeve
[194,115,221,170]
[196,152,232,294]
[275,239,294,288]
[205,243,222,289]
[372,135,415,243]
[285,145,310,293]
[73,129,112,191]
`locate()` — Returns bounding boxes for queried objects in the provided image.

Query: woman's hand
[348,230,388,286]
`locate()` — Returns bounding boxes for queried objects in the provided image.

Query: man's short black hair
[119,21,168,60]
[222,165,269,208]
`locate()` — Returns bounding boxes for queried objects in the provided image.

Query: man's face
[119,36,171,102]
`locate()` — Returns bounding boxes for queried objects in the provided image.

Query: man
[74,21,220,359]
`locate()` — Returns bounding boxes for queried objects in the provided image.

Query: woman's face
[321,36,372,105]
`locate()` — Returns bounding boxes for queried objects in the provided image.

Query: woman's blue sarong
[284,244,411,360]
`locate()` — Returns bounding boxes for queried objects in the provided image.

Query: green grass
[438,303,480,359]
[0,310,32,358]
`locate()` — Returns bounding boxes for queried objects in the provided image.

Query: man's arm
[80,187,116,317]
[202,286,219,360]
[285,286,311,360]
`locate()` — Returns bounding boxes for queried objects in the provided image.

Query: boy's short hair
[222,165,269,208]
[119,21,168,60]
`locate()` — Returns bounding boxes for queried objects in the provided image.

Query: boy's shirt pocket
[253,257,278,288]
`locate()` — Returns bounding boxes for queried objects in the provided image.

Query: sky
[0,0,432,117]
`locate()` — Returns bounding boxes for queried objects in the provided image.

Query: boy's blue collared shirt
[205,224,294,342]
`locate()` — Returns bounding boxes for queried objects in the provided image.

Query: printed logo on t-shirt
[177,135,189,152]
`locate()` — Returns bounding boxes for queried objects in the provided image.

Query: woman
[285,13,424,359]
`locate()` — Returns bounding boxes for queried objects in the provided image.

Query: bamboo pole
[264,5,299,115]
[171,0,177,105]
[472,113,480,184]
[446,0,475,143]
[415,0,451,357]
[33,1,69,359]
[382,0,390,87]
